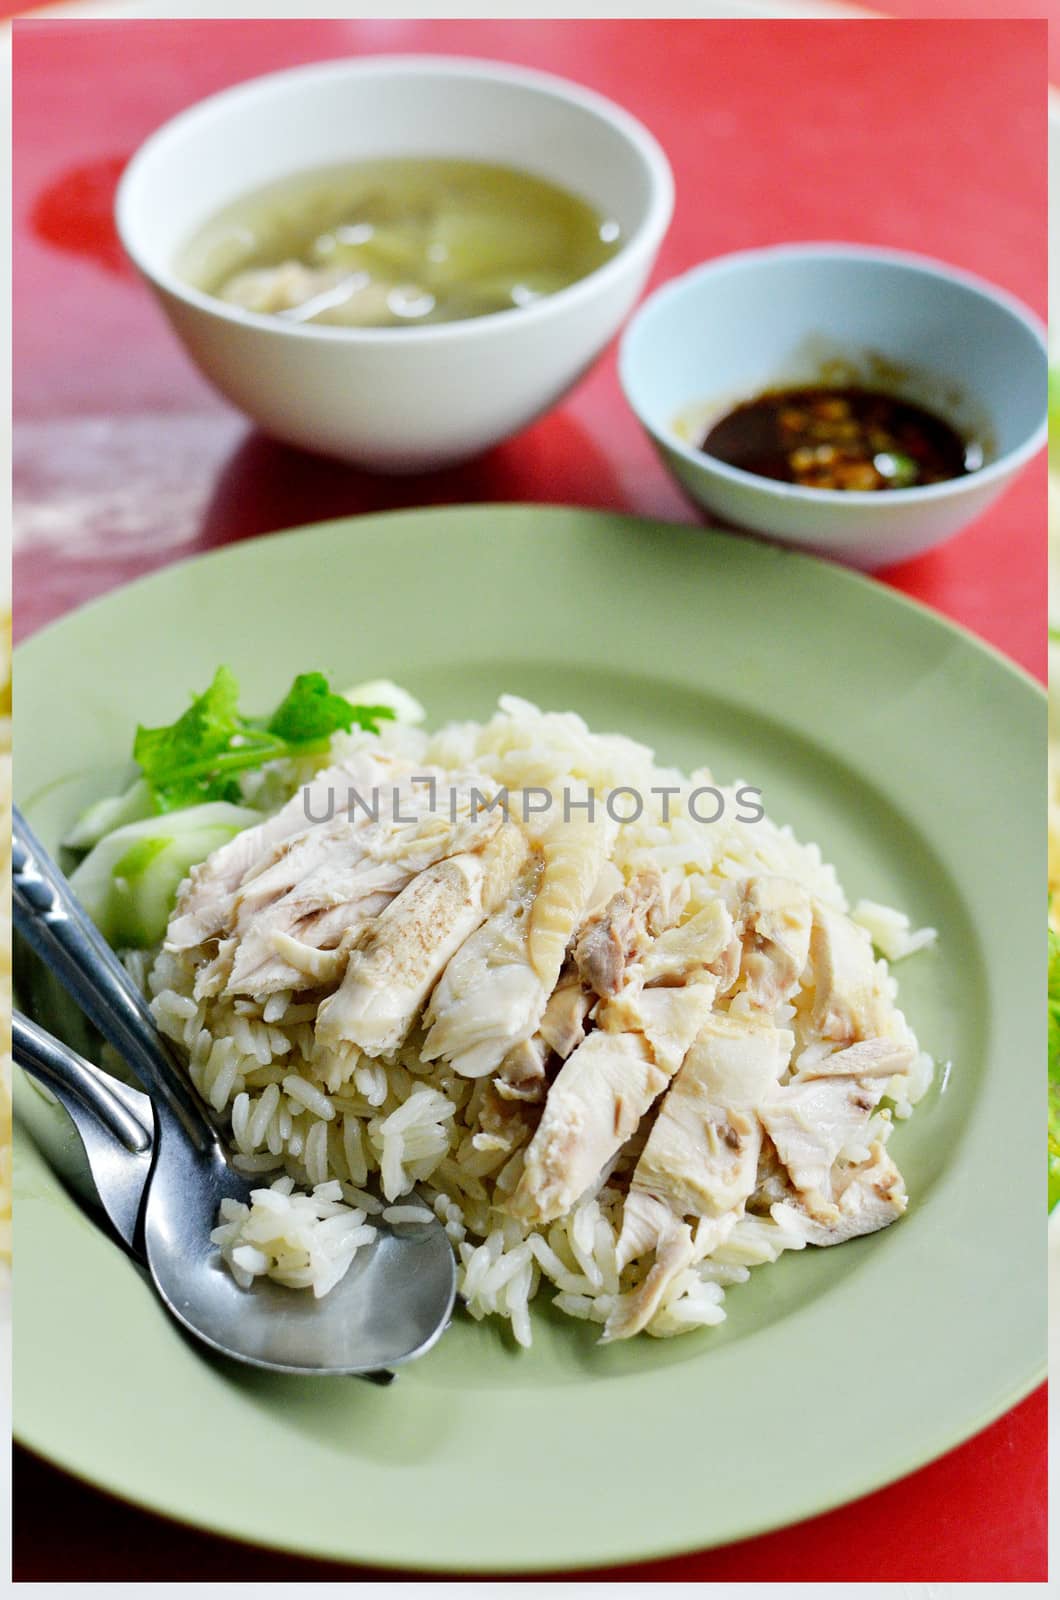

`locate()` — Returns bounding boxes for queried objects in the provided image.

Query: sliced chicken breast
[419,851,544,1078]
[527,810,619,994]
[507,1031,669,1225]
[494,1035,550,1103]
[759,1074,887,1204]
[537,966,592,1060]
[809,902,887,1043]
[617,1011,791,1258]
[601,1199,695,1342]
[315,825,526,1057]
[572,868,669,997]
[423,808,620,1082]
[795,1036,914,1082]
[771,1141,907,1245]
[166,751,410,951]
[600,979,718,1076]
[602,1012,791,1340]
[222,785,506,997]
[735,876,813,1008]
[223,825,404,996]
[635,899,733,987]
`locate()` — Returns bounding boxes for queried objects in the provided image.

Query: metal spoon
[13,808,457,1375]
[14,1009,153,1254]
[13,1017,395,1385]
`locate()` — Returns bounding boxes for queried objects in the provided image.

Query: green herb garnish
[133,667,393,811]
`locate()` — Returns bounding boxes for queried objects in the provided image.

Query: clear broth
[177,158,622,329]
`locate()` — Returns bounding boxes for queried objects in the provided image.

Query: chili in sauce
[700,385,977,491]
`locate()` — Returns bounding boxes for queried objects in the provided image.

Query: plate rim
[12,1342,1046,1573]
[13,499,1047,702]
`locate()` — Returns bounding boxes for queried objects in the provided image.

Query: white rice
[211,1177,378,1299]
[151,695,936,1341]
[852,898,937,962]
[381,1203,436,1225]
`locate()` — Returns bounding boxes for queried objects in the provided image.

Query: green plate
[13,505,1045,1571]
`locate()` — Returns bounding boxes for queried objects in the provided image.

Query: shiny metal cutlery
[13,806,457,1377]
[14,1009,152,1254]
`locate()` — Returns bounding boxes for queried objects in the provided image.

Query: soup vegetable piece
[178,159,622,329]
[69,674,940,1343]
[700,385,979,492]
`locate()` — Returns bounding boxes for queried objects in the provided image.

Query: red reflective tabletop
[11,16,1047,1583]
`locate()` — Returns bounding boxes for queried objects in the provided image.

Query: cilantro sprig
[133,667,393,811]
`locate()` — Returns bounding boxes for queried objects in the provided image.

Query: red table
[12,17,1048,1583]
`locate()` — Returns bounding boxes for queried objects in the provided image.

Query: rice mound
[149,695,935,1345]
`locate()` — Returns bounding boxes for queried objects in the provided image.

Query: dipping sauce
[699,385,979,491]
[177,159,622,329]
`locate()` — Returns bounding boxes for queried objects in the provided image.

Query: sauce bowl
[116,56,673,472]
[619,244,1047,569]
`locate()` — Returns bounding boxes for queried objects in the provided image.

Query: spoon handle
[12,806,217,1153]
[13,1009,153,1255]
[13,1010,152,1155]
